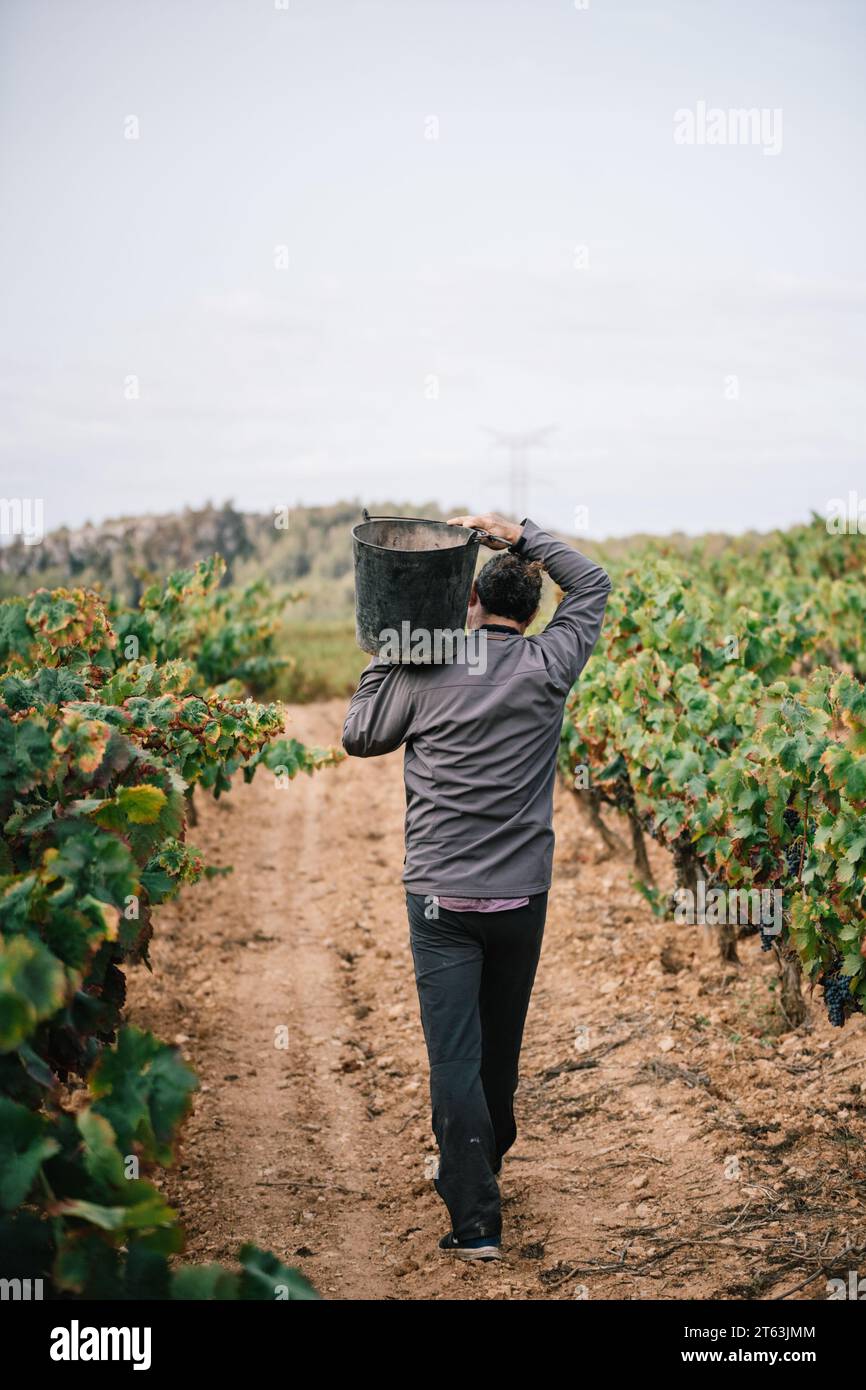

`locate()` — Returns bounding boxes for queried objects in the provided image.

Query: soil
[127,699,866,1301]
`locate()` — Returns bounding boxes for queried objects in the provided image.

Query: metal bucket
[352,512,480,663]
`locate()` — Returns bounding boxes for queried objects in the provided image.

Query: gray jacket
[342,519,611,896]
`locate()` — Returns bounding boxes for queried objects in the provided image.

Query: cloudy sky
[1,0,863,539]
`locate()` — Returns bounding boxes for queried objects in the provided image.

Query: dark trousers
[406,891,548,1242]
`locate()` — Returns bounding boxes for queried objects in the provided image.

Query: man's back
[342,519,612,897]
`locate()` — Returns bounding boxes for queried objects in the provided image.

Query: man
[342,512,611,1261]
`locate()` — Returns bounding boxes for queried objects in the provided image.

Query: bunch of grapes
[783,808,803,879]
[759,926,777,952]
[821,967,856,1027]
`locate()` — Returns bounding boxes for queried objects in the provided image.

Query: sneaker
[438,1232,502,1262]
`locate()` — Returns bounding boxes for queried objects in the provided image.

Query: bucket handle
[468,527,516,550]
[360,509,512,549]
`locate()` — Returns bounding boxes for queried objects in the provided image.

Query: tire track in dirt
[129,699,866,1302]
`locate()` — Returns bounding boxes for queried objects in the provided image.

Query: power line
[483,426,557,518]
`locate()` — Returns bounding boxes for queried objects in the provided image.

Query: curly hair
[475,552,543,624]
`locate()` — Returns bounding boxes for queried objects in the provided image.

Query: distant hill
[0,498,805,619]
[0,500,453,617]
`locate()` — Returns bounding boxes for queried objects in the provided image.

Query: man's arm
[514,518,612,687]
[342,658,415,757]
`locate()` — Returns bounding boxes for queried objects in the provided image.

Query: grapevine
[0,562,342,1298]
[560,526,866,1028]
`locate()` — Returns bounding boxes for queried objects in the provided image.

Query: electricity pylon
[483,427,557,519]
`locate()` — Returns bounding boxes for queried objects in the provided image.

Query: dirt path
[128,700,866,1301]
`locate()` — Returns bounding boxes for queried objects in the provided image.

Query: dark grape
[785,842,802,877]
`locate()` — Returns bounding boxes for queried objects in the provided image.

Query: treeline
[0,500,454,617]
[2,497,831,623]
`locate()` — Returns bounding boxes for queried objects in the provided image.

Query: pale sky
[1,0,864,539]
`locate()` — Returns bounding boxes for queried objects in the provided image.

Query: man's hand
[447,513,524,550]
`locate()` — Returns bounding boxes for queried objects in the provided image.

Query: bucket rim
[351,515,477,553]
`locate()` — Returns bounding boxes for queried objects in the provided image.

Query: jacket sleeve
[516,518,612,690]
[341,658,416,757]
